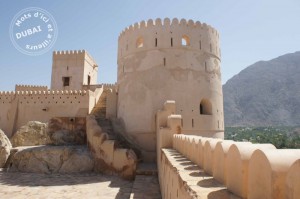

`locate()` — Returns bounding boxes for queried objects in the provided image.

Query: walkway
[0,170,162,199]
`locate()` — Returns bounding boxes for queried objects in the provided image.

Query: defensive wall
[117,18,224,160]
[0,88,103,137]
[156,101,300,199]
[15,85,48,91]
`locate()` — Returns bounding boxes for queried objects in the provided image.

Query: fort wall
[0,89,100,137]
[156,101,300,199]
[15,85,48,91]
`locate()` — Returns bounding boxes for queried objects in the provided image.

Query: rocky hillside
[223,51,300,126]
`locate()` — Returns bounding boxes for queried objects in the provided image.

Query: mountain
[223,51,300,127]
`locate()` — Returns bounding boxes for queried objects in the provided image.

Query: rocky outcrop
[47,117,86,145]
[11,118,86,147]
[8,145,94,173]
[86,115,137,180]
[0,129,12,167]
[11,121,50,147]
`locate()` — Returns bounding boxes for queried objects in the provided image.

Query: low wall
[172,135,300,199]
[157,100,300,199]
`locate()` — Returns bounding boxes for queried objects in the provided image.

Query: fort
[0,18,299,199]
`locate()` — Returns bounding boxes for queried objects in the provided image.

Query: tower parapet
[118,18,220,61]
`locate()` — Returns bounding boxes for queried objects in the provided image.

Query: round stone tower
[117,18,224,159]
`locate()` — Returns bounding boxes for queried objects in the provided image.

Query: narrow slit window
[163,58,166,66]
[155,38,157,47]
[171,38,173,47]
[205,62,207,71]
[87,75,91,85]
[192,119,194,128]
[210,43,212,52]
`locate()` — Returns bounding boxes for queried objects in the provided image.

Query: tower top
[119,18,219,39]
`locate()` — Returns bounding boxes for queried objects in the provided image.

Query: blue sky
[0,0,299,91]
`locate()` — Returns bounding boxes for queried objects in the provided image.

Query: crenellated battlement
[101,83,117,89]
[52,50,96,64]
[117,18,221,60]
[119,18,219,38]
[0,89,89,99]
[53,49,86,56]
[0,90,93,113]
[15,84,48,91]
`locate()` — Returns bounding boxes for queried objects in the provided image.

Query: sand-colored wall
[51,50,98,90]
[0,90,100,137]
[15,85,48,91]
[106,88,117,119]
[117,18,224,154]
[156,102,300,199]
[83,51,98,86]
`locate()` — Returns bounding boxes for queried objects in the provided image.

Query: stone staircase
[90,88,158,164]
[90,89,142,155]
[91,90,117,140]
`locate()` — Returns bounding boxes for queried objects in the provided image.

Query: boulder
[0,129,12,167]
[47,117,86,145]
[9,145,94,173]
[11,121,51,147]
[11,118,86,147]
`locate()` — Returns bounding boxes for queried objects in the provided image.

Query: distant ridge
[223,51,300,126]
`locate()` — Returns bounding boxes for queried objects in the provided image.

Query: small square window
[63,77,70,86]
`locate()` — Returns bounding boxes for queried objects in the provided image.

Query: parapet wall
[15,85,48,91]
[172,135,300,199]
[0,90,89,104]
[156,103,300,199]
[53,49,86,57]
[118,18,220,60]
[53,50,97,67]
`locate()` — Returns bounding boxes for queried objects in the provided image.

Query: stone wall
[51,50,98,90]
[156,101,300,199]
[0,89,102,137]
[15,85,48,91]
